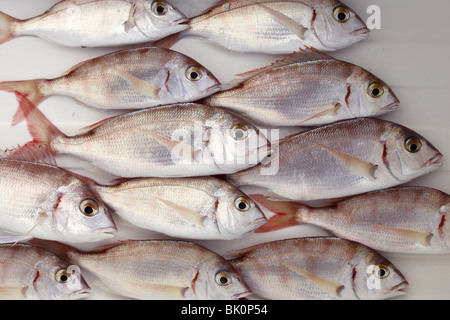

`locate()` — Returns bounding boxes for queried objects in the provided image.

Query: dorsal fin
[1,142,57,166]
[235,48,335,81]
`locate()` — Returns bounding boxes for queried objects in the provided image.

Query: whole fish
[0,0,188,47]
[253,187,450,254]
[14,101,270,178]
[93,176,267,239]
[166,0,369,53]
[229,237,409,300]
[228,118,442,201]
[1,47,221,125]
[0,244,90,300]
[39,240,251,300]
[0,153,116,244]
[204,50,399,127]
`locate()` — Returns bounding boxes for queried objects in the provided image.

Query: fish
[0,47,222,125]
[0,243,90,300]
[0,0,188,47]
[203,49,400,127]
[92,176,267,239]
[252,187,450,254]
[34,240,252,300]
[229,237,409,300]
[161,0,369,54]
[13,100,271,178]
[0,147,117,244]
[227,118,443,201]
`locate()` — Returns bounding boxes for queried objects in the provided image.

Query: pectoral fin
[373,225,433,246]
[296,103,341,125]
[258,4,307,40]
[155,198,206,226]
[143,131,196,162]
[116,69,161,98]
[313,143,378,179]
[12,211,48,246]
[283,263,344,297]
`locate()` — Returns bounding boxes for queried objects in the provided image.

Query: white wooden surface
[0,0,448,300]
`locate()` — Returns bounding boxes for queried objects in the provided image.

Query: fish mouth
[174,17,189,26]
[382,100,400,112]
[425,153,443,168]
[391,280,409,295]
[70,288,91,299]
[233,290,252,300]
[352,27,370,37]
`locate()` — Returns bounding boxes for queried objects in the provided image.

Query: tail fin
[0,79,46,125]
[150,31,184,49]
[0,11,18,45]
[250,194,309,233]
[15,95,63,153]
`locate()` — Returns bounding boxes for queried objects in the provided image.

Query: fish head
[205,112,271,173]
[348,67,400,117]
[194,256,251,300]
[312,1,369,50]
[28,261,90,300]
[167,55,222,101]
[352,249,408,300]
[215,188,267,239]
[138,1,189,38]
[53,180,117,242]
[382,123,443,182]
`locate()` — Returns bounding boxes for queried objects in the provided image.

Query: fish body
[254,187,450,254]
[230,237,408,300]
[0,244,90,300]
[184,0,369,53]
[204,50,399,127]
[228,118,442,201]
[0,157,116,244]
[94,176,267,239]
[0,0,188,47]
[0,47,221,124]
[16,102,270,178]
[49,240,251,300]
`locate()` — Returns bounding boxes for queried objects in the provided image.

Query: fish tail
[251,194,308,233]
[0,11,18,45]
[15,93,63,152]
[0,79,47,125]
[150,31,184,49]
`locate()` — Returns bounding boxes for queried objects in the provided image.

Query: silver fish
[0,0,188,47]
[0,47,221,125]
[43,240,251,300]
[228,118,443,201]
[253,187,450,254]
[229,237,409,300]
[0,244,90,300]
[204,50,399,127]
[93,176,267,239]
[0,154,116,244]
[171,0,369,53]
[15,101,270,178]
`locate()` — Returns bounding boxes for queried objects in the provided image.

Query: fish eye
[215,271,232,286]
[55,269,72,283]
[79,199,99,216]
[372,264,390,279]
[404,136,422,153]
[152,1,168,15]
[368,82,385,98]
[185,66,203,81]
[231,125,248,140]
[333,6,351,22]
[234,196,251,212]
